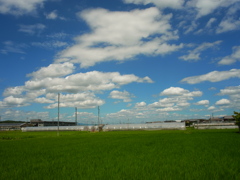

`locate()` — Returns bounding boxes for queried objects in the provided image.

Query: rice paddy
[0,129,240,180]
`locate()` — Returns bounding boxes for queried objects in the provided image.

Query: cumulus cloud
[109,90,134,102]
[194,100,209,106]
[44,92,105,109]
[3,86,25,96]
[1,70,153,108]
[56,7,182,67]
[148,87,202,112]
[24,71,151,93]
[215,98,231,105]
[106,109,135,122]
[135,102,147,108]
[160,87,202,97]
[218,86,240,96]
[208,106,216,111]
[218,46,240,65]
[34,97,54,104]
[0,0,45,15]
[0,96,30,108]
[1,109,50,121]
[181,69,240,84]
[123,0,184,9]
[156,107,181,112]
[217,86,240,109]
[27,62,75,80]
[179,41,222,61]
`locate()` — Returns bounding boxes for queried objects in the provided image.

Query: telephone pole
[57,93,60,136]
[98,106,100,132]
[75,107,78,126]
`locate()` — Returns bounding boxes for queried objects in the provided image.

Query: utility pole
[75,107,78,126]
[98,106,100,132]
[57,93,60,136]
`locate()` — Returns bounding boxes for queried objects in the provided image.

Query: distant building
[209,117,222,122]
[223,116,235,122]
[0,123,30,131]
[30,119,76,127]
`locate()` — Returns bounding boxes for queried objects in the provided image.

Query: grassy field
[0,129,240,180]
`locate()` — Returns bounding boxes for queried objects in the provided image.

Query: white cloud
[1,109,50,121]
[218,46,240,65]
[160,87,202,97]
[44,92,105,109]
[27,62,75,80]
[215,98,231,105]
[0,41,28,54]
[106,109,134,123]
[56,7,182,67]
[124,0,240,19]
[217,86,240,109]
[109,90,134,102]
[216,5,240,33]
[208,106,216,111]
[1,96,29,107]
[148,87,202,112]
[0,0,45,15]
[206,18,217,28]
[217,17,240,33]
[187,0,238,18]
[194,100,209,106]
[31,41,68,49]
[45,10,58,19]
[19,23,46,35]
[156,107,181,112]
[45,10,66,20]
[135,102,147,108]
[3,86,25,96]
[181,69,240,84]
[160,87,188,96]
[24,71,152,93]
[34,97,54,104]
[179,41,222,61]
[1,71,152,108]
[218,86,240,96]
[123,0,184,9]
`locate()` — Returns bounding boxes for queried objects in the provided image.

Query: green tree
[232,111,240,133]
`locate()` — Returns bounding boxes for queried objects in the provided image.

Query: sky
[0,0,240,124]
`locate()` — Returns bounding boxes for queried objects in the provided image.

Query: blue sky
[0,0,240,124]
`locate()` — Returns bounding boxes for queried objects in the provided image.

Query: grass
[0,129,240,180]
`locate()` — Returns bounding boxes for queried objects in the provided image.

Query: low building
[223,116,235,122]
[0,123,30,131]
[30,119,76,127]
[209,117,222,122]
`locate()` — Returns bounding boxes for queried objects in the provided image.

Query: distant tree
[232,111,240,133]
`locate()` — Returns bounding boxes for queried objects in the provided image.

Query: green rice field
[1,129,240,180]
